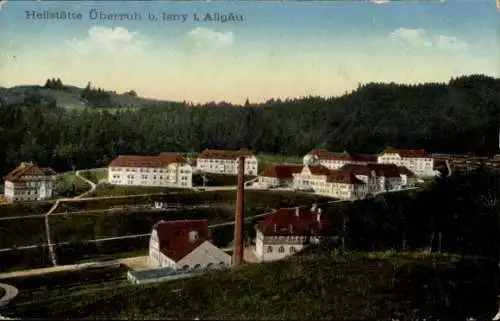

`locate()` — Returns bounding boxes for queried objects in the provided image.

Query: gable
[178,240,231,265]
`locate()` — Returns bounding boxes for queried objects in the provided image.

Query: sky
[0,0,498,104]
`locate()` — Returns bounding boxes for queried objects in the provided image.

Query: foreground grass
[3,251,495,319]
[88,183,190,197]
[55,171,89,198]
[1,265,128,305]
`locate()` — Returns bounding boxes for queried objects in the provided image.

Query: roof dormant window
[267,246,273,253]
[278,246,285,253]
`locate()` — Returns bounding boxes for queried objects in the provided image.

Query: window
[194,264,201,269]
[207,263,214,268]
[290,247,296,253]
[182,265,189,270]
[278,246,285,253]
[219,261,225,265]
[267,246,273,253]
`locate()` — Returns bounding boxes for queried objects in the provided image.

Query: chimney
[274,224,277,232]
[295,207,300,217]
[317,208,322,222]
[232,155,245,266]
[311,203,317,212]
[289,224,293,233]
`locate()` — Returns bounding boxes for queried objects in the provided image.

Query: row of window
[267,246,296,253]
[200,159,257,165]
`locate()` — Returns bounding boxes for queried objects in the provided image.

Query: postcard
[0,0,499,320]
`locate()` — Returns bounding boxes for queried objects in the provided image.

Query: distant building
[148,219,231,270]
[3,162,56,202]
[258,163,303,188]
[108,153,192,188]
[292,164,368,200]
[196,148,258,175]
[377,147,435,177]
[254,206,340,262]
[303,149,377,170]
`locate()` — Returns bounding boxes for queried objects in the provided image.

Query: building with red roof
[148,219,231,269]
[303,149,378,170]
[196,148,258,176]
[377,147,436,177]
[292,164,369,199]
[3,162,56,202]
[108,152,193,188]
[254,205,341,262]
[258,163,303,188]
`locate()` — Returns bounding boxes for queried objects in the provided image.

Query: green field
[79,169,108,184]
[0,190,333,271]
[256,153,302,174]
[0,217,47,249]
[56,171,90,198]
[1,251,495,319]
[0,202,53,218]
[88,183,190,197]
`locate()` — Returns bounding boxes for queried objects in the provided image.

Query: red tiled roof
[198,148,253,160]
[326,170,365,184]
[109,154,186,168]
[306,165,332,176]
[338,164,373,176]
[397,166,417,178]
[307,149,377,163]
[261,164,303,179]
[256,208,340,237]
[366,164,401,178]
[153,219,211,262]
[3,162,56,182]
[381,147,432,158]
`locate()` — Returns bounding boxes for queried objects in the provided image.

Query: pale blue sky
[0,0,498,103]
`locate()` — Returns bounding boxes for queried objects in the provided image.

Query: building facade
[108,153,193,188]
[258,164,303,188]
[148,219,231,269]
[377,147,435,177]
[3,162,56,202]
[303,149,378,170]
[254,206,340,262]
[196,148,258,176]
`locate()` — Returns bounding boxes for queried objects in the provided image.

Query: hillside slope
[3,251,496,320]
[0,85,178,109]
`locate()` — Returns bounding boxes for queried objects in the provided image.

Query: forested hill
[0,74,498,175]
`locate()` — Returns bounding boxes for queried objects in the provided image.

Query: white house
[3,162,56,202]
[108,153,193,188]
[303,149,378,170]
[258,164,303,188]
[196,148,258,176]
[377,147,435,177]
[254,206,340,262]
[292,164,332,194]
[148,219,232,270]
[325,170,369,200]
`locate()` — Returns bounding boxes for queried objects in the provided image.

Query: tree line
[0,74,498,175]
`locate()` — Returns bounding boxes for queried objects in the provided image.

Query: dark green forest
[0,74,498,175]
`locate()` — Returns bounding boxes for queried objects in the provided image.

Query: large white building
[258,164,303,189]
[148,219,232,269]
[377,147,436,177]
[303,149,378,170]
[108,153,193,188]
[254,206,340,262]
[3,162,56,202]
[292,164,369,200]
[196,148,258,176]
